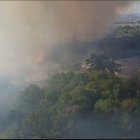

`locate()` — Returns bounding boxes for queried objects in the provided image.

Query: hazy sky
[119,1,140,15]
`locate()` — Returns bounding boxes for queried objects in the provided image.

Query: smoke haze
[0,1,130,85]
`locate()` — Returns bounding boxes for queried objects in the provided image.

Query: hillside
[1,13,140,139]
[0,70,140,139]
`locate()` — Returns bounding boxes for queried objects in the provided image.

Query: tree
[19,84,44,113]
[94,99,119,113]
[85,53,122,74]
[121,99,139,112]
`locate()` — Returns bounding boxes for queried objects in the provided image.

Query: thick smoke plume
[0,1,130,85]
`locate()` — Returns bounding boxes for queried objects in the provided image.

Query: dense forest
[0,25,140,139]
[1,70,140,139]
[0,59,140,138]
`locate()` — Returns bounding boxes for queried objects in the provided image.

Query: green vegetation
[0,69,140,138]
[114,26,140,38]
